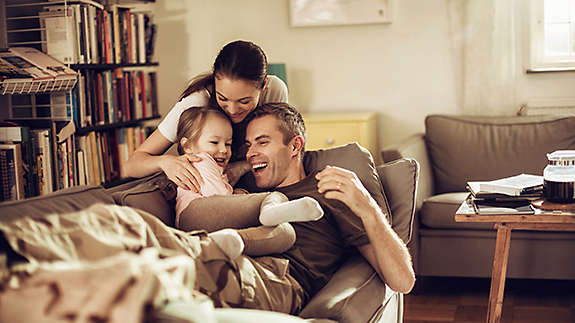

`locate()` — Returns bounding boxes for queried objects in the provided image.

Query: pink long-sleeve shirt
[175,152,233,216]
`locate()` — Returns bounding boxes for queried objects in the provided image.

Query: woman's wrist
[157,154,171,173]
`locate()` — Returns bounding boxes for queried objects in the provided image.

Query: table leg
[487,224,512,323]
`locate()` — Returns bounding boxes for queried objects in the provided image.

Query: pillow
[111,173,176,227]
[376,158,419,244]
[303,143,393,221]
[425,115,575,193]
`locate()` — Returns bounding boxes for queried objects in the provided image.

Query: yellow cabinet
[302,112,378,161]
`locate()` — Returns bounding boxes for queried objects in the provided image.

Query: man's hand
[224,160,252,186]
[159,153,204,192]
[315,165,378,216]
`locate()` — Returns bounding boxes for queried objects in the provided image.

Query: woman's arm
[225,160,252,186]
[124,129,203,191]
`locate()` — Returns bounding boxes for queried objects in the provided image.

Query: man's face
[245,115,299,189]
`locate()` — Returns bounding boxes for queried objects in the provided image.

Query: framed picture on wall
[289,0,392,27]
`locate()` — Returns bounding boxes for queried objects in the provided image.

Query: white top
[158,75,288,143]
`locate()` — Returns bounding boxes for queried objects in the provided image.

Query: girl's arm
[124,129,203,191]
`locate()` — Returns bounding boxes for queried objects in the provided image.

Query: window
[529,0,575,71]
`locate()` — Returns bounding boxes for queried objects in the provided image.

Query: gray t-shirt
[275,171,370,300]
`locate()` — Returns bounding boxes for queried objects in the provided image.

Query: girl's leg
[178,192,323,257]
[237,223,296,256]
[176,191,323,231]
[177,193,270,232]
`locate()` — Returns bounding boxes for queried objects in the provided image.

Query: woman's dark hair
[179,40,268,101]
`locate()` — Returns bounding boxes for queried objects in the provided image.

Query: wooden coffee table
[455,199,575,323]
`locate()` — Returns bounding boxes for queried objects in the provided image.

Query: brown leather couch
[0,143,419,323]
[383,114,575,280]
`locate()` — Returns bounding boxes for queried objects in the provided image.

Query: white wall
[153,1,575,152]
[153,0,461,151]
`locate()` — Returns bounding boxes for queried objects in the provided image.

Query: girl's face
[214,75,266,123]
[182,114,233,168]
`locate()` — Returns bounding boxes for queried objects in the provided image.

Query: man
[243,102,415,305]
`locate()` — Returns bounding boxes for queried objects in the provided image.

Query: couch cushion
[425,115,575,193]
[377,158,419,244]
[299,255,395,323]
[304,143,392,221]
[0,185,114,223]
[420,192,493,230]
[110,173,176,227]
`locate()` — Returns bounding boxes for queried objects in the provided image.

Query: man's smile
[251,162,268,175]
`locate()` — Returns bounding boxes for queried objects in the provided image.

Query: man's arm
[316,165,415,294]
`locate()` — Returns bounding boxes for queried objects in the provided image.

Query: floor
[403,277,575,323]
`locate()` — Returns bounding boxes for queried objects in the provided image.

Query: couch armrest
[299,255,401,323]
[382,134,434,208]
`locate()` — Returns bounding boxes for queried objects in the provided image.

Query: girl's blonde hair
[176,107,231,155]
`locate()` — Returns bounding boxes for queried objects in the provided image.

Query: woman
[124,40,288,191]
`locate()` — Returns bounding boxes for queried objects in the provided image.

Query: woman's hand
[315,165,376,216]
[224,160,252,186]
[159,153,204,192]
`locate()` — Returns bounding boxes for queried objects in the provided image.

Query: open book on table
[467,174,543,197]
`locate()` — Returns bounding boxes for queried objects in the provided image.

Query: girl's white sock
[208,229,245,259]
[260,197,324,226]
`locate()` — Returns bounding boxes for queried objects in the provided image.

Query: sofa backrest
[425,115,575,193]
[0,185,114,223]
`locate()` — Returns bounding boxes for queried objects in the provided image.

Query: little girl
[174,106,323,259]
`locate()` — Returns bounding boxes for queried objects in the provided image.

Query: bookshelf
[0,0,159,201]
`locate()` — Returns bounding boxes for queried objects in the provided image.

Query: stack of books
[466,174,543,215]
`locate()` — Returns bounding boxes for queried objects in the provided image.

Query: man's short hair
[247,102,306,149]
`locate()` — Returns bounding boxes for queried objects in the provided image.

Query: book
[39,6,79,64]
[0,143,25,200]
[477,174,544,197]
[0,125,29,142]
[8,47,76,79]
[56,120,76,143]
[466,181,541,200]
[472,198,536,215]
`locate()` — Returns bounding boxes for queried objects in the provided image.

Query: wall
[152,0,461,151]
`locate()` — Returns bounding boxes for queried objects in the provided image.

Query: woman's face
[214,75,265,123]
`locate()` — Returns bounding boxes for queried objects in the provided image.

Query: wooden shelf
[76,115,160,135]
[71,62,159,70]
